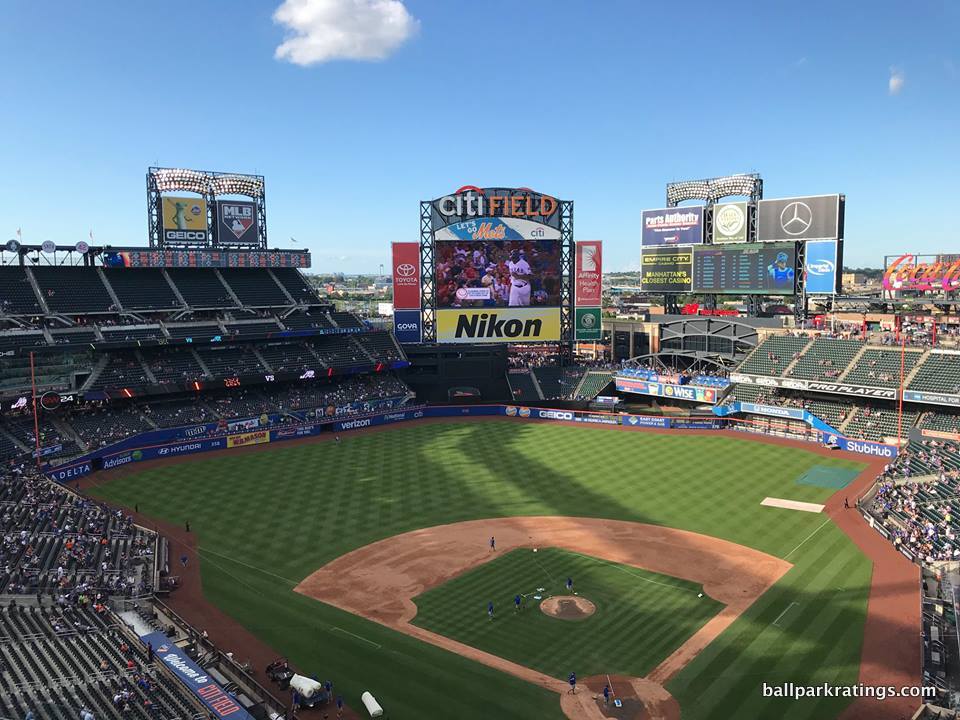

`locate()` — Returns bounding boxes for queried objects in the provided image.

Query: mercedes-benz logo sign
[396,263,416,277]
[780,201,813,236]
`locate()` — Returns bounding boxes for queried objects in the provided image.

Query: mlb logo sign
[218,201,258,242]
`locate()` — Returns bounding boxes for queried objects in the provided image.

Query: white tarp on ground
[761,497,825,514]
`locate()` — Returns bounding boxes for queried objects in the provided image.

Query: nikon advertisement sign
[436,308,560,344]
[575,308,602,341]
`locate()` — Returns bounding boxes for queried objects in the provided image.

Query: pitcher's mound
[540,595,596,620]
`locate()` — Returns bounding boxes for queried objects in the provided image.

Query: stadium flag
[392,242,421,309]
[575,241,602,306]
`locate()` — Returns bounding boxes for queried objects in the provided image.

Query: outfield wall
[45,403,895,483]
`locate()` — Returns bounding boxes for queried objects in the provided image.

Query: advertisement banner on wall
[575,240,603,305]
[436,308,560,344]
[640,246,693,292]
[804,240,840,294]
[140,632,256,720]
[903,390,960,407]
[215,200,258,245]
[641,207,703,246]
[391,242,421,309]
[614,377,720,404]
[159,196,208,244]
[712,201,749,244]
[393,309,422,344]
[226,430,270,448]
[574,308,602,341]
[757,195,843,242]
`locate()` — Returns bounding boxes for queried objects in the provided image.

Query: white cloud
[888,67,905,95]
[273,0,418,66]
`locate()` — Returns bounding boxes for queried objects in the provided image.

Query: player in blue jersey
[767,252,795,288]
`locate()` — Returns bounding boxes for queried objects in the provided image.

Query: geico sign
[339,418,371,430]
[537,410,574,421]
[437,189,557,218]
[164,230,207,241]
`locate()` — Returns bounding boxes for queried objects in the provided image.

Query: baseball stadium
[0,166,956,720]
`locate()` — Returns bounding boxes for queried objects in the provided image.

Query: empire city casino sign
[883,254,960,293]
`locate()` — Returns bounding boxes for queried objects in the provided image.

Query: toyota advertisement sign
[393,309,422,344]
[757,194,843,242]
[804,240,841,294]
[642,207,704,246]
[392,242,421,309]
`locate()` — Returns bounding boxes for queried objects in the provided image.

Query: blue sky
[0,0,956,273]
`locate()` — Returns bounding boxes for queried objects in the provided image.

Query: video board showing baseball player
[435,240,561,308]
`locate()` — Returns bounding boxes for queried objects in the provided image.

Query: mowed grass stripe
[90,421,869,720]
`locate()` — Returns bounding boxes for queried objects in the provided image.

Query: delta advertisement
[215,201,258,245]
[391,242,421,309]
[159,196,208,244]
[712,202,749,244]
[641,207,703,247]
[614,377,720,404]
[804,240,840,294]
[435,308,561,344]
[140,632,255,720]
[575,241,603,306]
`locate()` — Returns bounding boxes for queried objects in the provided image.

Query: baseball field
[89,419,876,719]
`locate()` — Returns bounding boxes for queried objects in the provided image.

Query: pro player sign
[216,201,258,245]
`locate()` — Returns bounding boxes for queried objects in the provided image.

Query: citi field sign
[429,186,562,233]
[883,254,960,293]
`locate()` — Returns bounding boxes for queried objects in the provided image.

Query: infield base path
[296,516,790,719]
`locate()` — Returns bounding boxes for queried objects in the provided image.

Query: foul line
[563,550,700,595]
[330,626,381,649]
[783,517,832,561]
[772,602,799,627]
[198,547,300,586]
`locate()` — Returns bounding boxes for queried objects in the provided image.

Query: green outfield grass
[89,420,872,720]
[412,547,724,679]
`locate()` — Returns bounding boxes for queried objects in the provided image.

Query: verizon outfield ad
[575,240,602,306]
[392,242,421,309]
